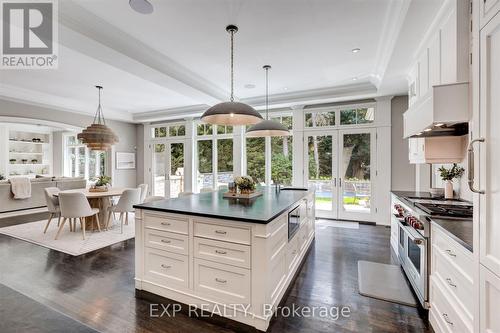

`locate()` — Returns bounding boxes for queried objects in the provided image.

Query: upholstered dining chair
[56,192,100,240]
[178,191,193,197]
[200,188,215,193]
[138,183,148,203]
[43,187,61,233]
[106,188,141,233]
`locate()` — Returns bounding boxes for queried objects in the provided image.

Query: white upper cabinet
[428,33,441,88]
[408,64,419,107]
[479,11,500,278]
[480,0,500,29]
[419,49,430,97]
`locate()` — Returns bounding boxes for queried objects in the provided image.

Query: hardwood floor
[0,219,432,333]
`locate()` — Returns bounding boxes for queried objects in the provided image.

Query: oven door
[403,226,428,307]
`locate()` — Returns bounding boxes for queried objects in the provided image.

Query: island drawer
[194,258,250,305]
[432,225,473,281]
[194,237,250,269]
[145,229,188,255]
[193,221,251,245]
[144,213,189,235]
[144,248,189,289]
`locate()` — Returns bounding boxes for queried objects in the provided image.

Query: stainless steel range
[391,196,472,309]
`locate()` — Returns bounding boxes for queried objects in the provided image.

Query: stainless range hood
[404,82,469,138]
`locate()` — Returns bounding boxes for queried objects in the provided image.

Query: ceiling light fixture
[352,48,361,53]
[200,25,263,126]
[424,128,432,132]
[246,65,290,137]
[78,86,119,151]
[129,0,153,14]
[435,123,444,127]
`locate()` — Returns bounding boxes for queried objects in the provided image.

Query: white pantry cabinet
[480,0,500,28]
[478,11,500,278]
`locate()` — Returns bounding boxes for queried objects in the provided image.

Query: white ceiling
[0,0,446,123]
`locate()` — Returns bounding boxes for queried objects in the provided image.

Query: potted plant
[235,176,256,194]
[9,159,16,164]
[91,175,111,192]
[0,174,5,181]
[438,163,465,199]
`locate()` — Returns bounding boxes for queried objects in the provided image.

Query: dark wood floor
[0,219,432,333]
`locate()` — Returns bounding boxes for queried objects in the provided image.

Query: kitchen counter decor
[223,176,262,199]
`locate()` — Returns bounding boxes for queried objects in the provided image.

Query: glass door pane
[246,137,265,184]
[217,139,233,188]
[306,134,336,217]
[338,130,373,220]
[271,136,293,186]
[168,142,184,198]
[197,140,213,191]
[153,143,166,197]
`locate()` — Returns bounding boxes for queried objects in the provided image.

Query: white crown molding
[133,104,211,123]
[0,84,133,122]
[372,0,411,88]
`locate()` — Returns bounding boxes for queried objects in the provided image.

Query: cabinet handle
[160,239,171,244]
[215,278,227,283]
[161,264,171,269]
[215,250,227,255]
[215,230,227,235]
[445,249,457,257]
[161,222,171,226]
[446,278,457,288]
[442,313,454,326]
[467,138,485,194]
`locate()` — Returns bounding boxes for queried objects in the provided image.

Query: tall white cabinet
[475,4,500,333]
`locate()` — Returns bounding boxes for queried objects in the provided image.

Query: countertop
[430,217,473,252]
[392,191,473,252]
[134,187,312,224]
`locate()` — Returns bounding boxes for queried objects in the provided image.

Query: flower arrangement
[438,163,465,181]
[234,176,256,194]
[94,175,111,187]
[0,174,5,181]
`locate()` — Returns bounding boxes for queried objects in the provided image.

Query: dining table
[55,187,127,231]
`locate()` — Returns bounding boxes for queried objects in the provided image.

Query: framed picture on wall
[116,152,136,170]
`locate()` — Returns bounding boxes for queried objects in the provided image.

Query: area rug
[357,260,417,307]
[0,215,135,256]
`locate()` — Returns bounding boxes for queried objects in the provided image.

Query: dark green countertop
[134,187,312,224]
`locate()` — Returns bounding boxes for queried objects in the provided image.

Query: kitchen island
[133,187,315,331]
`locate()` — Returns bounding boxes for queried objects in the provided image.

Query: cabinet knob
[215,250,227,255]
[161,222,171,226]
[161,264,171,269]
[215,278,227,283]
[160,239,171,244]
[215,230,227,235]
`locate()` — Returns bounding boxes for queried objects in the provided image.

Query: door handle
[339,178,342,188]
[333,178,337,187]
[467,138,485,194]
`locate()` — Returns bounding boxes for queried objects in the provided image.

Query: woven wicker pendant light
[246,65,290,137]
[200,25,263,126]
[77,86,119,151]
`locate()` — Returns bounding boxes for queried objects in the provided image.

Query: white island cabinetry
[134,191,315,331]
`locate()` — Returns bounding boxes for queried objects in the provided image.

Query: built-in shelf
[8,163,49,166]
[9,140,47,145]
[9,152,44,155]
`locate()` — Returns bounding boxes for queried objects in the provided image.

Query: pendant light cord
[93,86,106,126]
[265,66,269,120]
[230,29,234,102]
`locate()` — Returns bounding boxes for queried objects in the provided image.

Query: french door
[304,128,376,222]
[152,140,185,198]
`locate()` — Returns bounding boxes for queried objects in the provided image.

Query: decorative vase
[444,180,454,199]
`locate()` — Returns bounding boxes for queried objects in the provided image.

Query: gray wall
[0,99,139,188]
[391,95,415,191]
[136,124,145,185]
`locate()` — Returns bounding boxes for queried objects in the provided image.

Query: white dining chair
[178,191,193,197]
[56,192,100,240]
[200,188,215,193]
[106,188,141,233]
[138,183,148,203]
[43,187,61,233]
[143,196,164,203]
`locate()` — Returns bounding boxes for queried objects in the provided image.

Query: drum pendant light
[200,25,263,126]
[246,65,290,137]
[77,86,119,151]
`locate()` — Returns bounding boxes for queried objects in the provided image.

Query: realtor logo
[1,0,58,69]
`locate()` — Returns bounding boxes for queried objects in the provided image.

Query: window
[153,123,186,138]
[245,114,293,186]
[64,134,107,180]
[196,124,234,191]
[305,111,335,127]
[340,107,375,125]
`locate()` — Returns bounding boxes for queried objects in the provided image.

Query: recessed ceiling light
[244,84,256,89]
[352,48,361,53]
[129,0,154,14]
[283,87,288,91]
[352,77,358,81]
